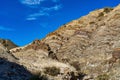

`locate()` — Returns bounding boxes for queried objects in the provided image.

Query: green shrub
[96,74,109,80]
[44,66,60,76]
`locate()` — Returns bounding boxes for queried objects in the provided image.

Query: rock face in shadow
[0,58,32,80]
[0,44,32,80]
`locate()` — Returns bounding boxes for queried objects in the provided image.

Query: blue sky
[0,0,120,46]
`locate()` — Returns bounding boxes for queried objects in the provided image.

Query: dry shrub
[70,61,81,71]
[103,7,113,13]
[89,21,95,24]
[30,72,48,80]
[96,74,109,80]
[63,71,86,80]
[98,12,104,17]
[44,66,60,76]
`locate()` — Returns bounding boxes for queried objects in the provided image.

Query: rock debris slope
[1,4,120,80]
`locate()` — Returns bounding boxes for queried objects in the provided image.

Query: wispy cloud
[0,26,14,31]
[20,0,60,6]
[20,0,44,6]
[42,4,62,11]
[26,4,62,20]
[19,0,62,20]
[26,11,49,20]
[26,17,37,20]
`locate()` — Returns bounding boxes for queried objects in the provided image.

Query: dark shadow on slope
[0,58,32,80]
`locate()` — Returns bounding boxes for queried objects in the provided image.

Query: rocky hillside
[40,5,120,79]
[1,4,120,80]
[0,39,18,50]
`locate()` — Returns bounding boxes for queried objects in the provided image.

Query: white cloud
[26,17,37,20]
[20,0,63,20]
[0,26,14,31]
[26,11,49,20]
[26,4,62,20]
[20,0,60,6]
[20,0,44,5]
[42,4,62,11]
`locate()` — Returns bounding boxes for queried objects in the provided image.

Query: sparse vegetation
[112,49,120,60]
[4,44,8,47]
[103,7,113,13]
[98,12,104,17]
[44,66,60,76]
[63,71,86,80]
[70,61,81,71]
[48,51,58,60]
[96,74,109,80]
[89,21,95,24]
[98,7,113,18]
[30,73,48,80]
[62,58,70,63]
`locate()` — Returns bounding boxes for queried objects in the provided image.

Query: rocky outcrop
[0,44,17,61]
[0,39,18,50]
